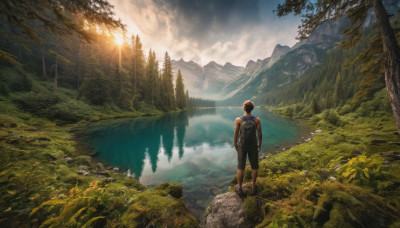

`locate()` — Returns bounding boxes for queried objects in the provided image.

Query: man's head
[243,100,254,113]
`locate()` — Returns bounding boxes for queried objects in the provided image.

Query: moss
[243,196,262,224]
[154,182,183,199]
[74,155,91,166]
[0,92,198,227]
[118,189,198,227]
[244,167,252,181]
[245,110,400,227]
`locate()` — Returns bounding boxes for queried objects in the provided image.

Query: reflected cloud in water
[81,107,309,218]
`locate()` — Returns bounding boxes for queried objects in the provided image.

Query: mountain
[171,59,244,99]
[219,0,400,106]
[218,16,348,104]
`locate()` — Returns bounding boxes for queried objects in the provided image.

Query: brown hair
[243,100,254,113]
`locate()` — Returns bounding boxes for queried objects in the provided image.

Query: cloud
[109,0,301,66]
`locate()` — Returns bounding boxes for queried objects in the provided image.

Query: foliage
[0,101,198,227]
[238,109,400,227]
[175,69,187,109]
[243,196,262,224]
[189,97,216,108]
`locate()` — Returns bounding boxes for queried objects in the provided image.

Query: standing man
[234,100,262,196]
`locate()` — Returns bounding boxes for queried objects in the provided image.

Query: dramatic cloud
[109,0,301,66]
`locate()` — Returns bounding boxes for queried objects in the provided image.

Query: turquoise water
[81,107,309,218]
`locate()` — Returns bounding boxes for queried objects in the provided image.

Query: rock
[328,176,337,181]
[371,139,387,144]
[98,170,111,177]
[29,137,37,141]
[113,167,120,172]
[334,164,341,172]
[315,129,322,133]
[105,177,114,182]
[77,170,89,176]
[204,192,248,228]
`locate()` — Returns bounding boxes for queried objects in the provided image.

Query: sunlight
[114,33,124,46]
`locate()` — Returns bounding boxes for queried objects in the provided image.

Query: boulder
[203,192,248,228]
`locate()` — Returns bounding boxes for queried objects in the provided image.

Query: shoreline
[70,108,316,221]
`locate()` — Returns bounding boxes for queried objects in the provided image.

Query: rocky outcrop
[203,192,247,228]
[171,59,244,99]
[268,44,291,67]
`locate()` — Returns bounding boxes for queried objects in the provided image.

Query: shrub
[14,91,60,116]
[0,66,32,93]
[339,104,352,115]
[323,110,341,126]
[52,100,92,123]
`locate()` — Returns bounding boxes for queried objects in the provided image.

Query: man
[234,100,262,196]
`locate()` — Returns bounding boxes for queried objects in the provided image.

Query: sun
[114,34,124,46]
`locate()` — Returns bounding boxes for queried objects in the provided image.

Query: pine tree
[162,52,175,110]
[0,0,124,64]
[79,53,109,105]
[131,35,145,98]
[277,0,400,133]
[175,69,186,109]
[145,48,158,104]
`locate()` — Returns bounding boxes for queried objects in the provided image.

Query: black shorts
[237,146,259,170]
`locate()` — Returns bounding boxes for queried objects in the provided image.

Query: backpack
[239,116,257,148]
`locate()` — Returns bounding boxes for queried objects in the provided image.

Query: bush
[323,110,341,126]
[52,100,93,123]
[0,81,9,96]
[14,91,60,116]
[355,89,392,117]
[339,104,352,115]
[0,66,32,93]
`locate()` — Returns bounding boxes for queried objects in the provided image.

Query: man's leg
[252,169,258,190]
[237,146,245,190]
[248,148,259,193]
[237,169,244,189]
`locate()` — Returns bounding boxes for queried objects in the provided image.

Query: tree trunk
[42,55,46,80]
[373,0,400,134]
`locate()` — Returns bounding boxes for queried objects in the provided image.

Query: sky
[109,0,301,67]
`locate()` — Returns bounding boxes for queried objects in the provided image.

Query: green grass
[234,108,400,227]
[0,66,198,227]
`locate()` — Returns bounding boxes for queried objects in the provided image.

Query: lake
[80,107,310,218]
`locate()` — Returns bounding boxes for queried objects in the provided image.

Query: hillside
[0,66,199,227]
[171,59,244,99]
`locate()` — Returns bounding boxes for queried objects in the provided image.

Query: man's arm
[255,118,262,152]
[234,117,241,151]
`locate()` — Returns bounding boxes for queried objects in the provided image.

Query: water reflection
[81,107,309,218]
[83,109,223,178]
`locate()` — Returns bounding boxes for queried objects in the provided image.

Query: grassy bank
[227,105,400,227]
[0,66,198,227]
[0,101,198,227]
